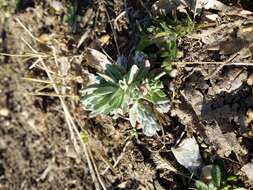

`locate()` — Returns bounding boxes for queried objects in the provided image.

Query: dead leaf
[58,57,70,76]
[208,69,247,95]
[98,34,110,46]
[204,123,232,156]
[241,161,253,184]
[219,38,247,55]
[202,0,229,11]
[151,152,177,172]
[205,14,219,21]
[172,137,202,174]
[83,48,111,72]
[204,122,247,156]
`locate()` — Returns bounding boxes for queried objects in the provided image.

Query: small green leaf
[105,65,124,81]
[80,130,89,144]
[212,165,221,187]
[109,88,124,109]
[226,174,237,181]
[97,73,115,83]
[221,185,231,190]
[127,65,139,85]
[137,36,153,50]
[93,86,116,95]
[138,105,161,136]
[93,94,111,110]
[195,181,209,190]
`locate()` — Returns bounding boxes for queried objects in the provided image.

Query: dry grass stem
[173,61,253,66]
[15,17,106,190]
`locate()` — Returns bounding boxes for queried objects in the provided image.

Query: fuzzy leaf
[137,105,161,136]
[195,181,209,190]
[93,94,112,111]
[221,185,231,190]
[129,101,138,127]
[93,86,117,95]
[137,36,153,50]
[127,65,139,85]
[155,102,171,113]
[105,64,124,81]
[109,88,124,109]
[97,73,116,83]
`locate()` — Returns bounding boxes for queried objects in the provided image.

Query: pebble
[200,165,213,183]
[0,108,9,117]
[247,73,253,86]
[246,108,253,123]
[169,69,178,78]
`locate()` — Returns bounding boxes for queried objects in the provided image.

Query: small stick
[0,52,48,58]
[101,140,131,175]
[22,77,52,84]
[105,8,120,56]
[15,17,43,43]
[87,146,107,190]
[172,61,253,66]
[25,92,79,99]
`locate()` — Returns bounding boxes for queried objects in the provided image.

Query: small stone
[200,165,213,183]
[169,69,178,78]
[246,108,253,122]
[247,73,253,86]
[50,0,64,12]
[0,108,9,117]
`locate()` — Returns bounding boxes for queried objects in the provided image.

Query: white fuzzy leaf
[129,101,138,127]
[127,65,139,85]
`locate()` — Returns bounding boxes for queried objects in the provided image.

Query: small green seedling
[80,130,89,144]
[138,15,193,73]
[0,0,18,17]
[63,3,81,33]
[81,56,169,136]
[196,165,246,190]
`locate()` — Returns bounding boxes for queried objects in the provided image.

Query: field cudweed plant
[81,52,170,136]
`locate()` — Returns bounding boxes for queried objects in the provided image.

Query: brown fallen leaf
[219,38,247,55]
[208,68,247,95]
[83,48,111,72]
[241,161,253,184]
